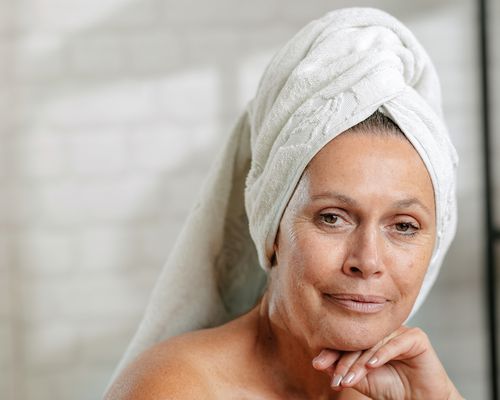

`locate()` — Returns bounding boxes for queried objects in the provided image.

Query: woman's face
[269,131,436,352]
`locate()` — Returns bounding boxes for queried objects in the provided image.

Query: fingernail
[313,353,325,364]
[342,372,355,385]
[312,356,326,368]
[331,374,343,387]
[367,356,378,366]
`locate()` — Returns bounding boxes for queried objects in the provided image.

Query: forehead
[303,131,435,211]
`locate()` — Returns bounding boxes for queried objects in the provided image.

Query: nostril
[349,266,362,274]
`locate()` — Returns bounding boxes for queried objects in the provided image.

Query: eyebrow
[311,191,357,206]
[310,191,433,216]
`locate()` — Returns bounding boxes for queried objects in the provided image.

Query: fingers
[365,327,428,368]
[312,349,341,371]
[338,327,427,389]
[329,350,361,389]
[312,329,401,389]
[312,349,362,389]
[330,337,393,389]
[314,327,460,399]
[312,338,391,390]
[312,326,427,391]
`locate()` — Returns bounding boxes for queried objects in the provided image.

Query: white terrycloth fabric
[107,6,458,386]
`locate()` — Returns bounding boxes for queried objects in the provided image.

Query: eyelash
[318,213,420,238]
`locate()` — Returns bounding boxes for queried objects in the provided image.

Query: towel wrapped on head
[108,6,458,385]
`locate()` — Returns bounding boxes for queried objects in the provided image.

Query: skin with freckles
[105,131,463,400]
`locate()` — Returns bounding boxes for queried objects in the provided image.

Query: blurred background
[0,0,498,399]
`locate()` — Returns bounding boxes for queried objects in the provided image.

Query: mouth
[323,293,389,314]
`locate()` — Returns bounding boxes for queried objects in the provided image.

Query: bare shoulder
[104,331,222,400]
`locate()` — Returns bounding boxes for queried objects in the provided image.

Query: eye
[321,213,338,224]
[316,211,350,231]
[394,222,419,237]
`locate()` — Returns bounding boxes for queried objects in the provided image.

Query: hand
[311,326,464,400]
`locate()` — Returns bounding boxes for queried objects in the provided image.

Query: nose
[342,224,384,279]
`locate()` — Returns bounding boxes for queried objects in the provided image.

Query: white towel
[107,7,458,387]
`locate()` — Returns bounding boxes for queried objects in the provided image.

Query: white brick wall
[0,1,491,399]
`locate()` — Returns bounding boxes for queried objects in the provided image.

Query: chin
[334,334,382,352]
[317,314,403,352]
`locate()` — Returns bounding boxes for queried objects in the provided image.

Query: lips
[323,293,389,314]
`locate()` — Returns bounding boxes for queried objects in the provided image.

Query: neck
[253,291,340,400]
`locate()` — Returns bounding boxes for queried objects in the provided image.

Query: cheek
[391,249,431,302]
[275,230,337,309]
[289,232,346,285]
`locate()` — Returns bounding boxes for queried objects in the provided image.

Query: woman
[105,7,462,399]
